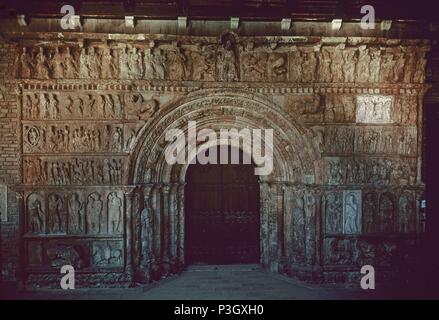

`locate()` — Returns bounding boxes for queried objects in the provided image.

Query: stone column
[259,181,270,269]
[268,182,280,272]
[136,184,153,283]
[151,184,161,274]
[123,187,136,284]
[161,184,171,274]
[177,183,186,267]
[277,183,286,259]
[313,188,323,277]
[304,189,316,267]
[168,183,179,270]
[282,184,293,266]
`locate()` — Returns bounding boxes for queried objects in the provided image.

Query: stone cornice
[1,31,433,47]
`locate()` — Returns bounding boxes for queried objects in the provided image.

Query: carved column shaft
[161,184,171,271]
[168,183,179,266]
[123,188,134,281]
[259,181,269,269]
[151,184,161,265]
[177,183,185,266]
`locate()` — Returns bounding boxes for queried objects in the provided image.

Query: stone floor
[0,265,433,300]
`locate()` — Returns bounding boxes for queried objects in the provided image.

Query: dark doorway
[185,146,260,265]
[423,102,439,292]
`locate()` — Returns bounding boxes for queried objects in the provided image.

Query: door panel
[185,147,260,264]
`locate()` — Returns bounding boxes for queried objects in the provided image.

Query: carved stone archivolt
[130,89,320,185]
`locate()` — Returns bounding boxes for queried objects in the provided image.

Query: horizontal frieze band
[11,80,430,95]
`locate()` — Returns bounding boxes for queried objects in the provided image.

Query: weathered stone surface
[0,31,430,287]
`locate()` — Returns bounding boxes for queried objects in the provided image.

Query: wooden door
[185,146,260,264]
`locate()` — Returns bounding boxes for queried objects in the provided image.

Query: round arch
[128,89,321,282]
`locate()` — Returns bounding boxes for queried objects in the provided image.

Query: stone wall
[0,30,430,287]
[0,41,21,284]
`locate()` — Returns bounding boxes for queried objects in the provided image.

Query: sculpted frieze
[23,92,124,120]
[16,41,429,84]
[285,94,323,122]
[323,126,355,154]
[23,157,124,185]
[26,238,125,270]
[395,95,418,125]
[324,95,356,123]
[323,237,403,266]
[25,189,124,236]
[354,126,417,155]
[324,157,417,186]
[23,124,124,153]
[40,241,90,269]
[360,189,418,234]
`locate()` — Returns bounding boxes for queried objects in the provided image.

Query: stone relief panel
[86,192,105,234]
[323,237,411,267]
[22,92,124,120]
[107,192,123,234]
[395,95,419,125]
[23,124,124,154]
[284,188,306,265]
[324,157,416,186]
[27,241,90,269]
[267,53,288,82]
[16,42,429,84]
[377,192,395,233]
[398,192,416,233]
[27,192,45,234]
[240,52,267,82]
[324,95,356,123]
[26,239,124,270]
[23,157,124,185]
[25,189,124,236]
[324,237,355,265]
[356,95,394,124]
[125,93,159,121]
[124,122,144,152]
[360,189,418,234]
[188,46,216,81]
[354,126,417,156]
[342,190,362,234]
[290,194,306,265]
[285,94,323,122]
[47,193,67,234]
[362,192,378,233]
[322,127,355,154]
[68,192,85,234]
[92,241,123,267]
[324,192,343,234]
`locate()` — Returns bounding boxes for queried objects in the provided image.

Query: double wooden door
[185,148,260,264]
